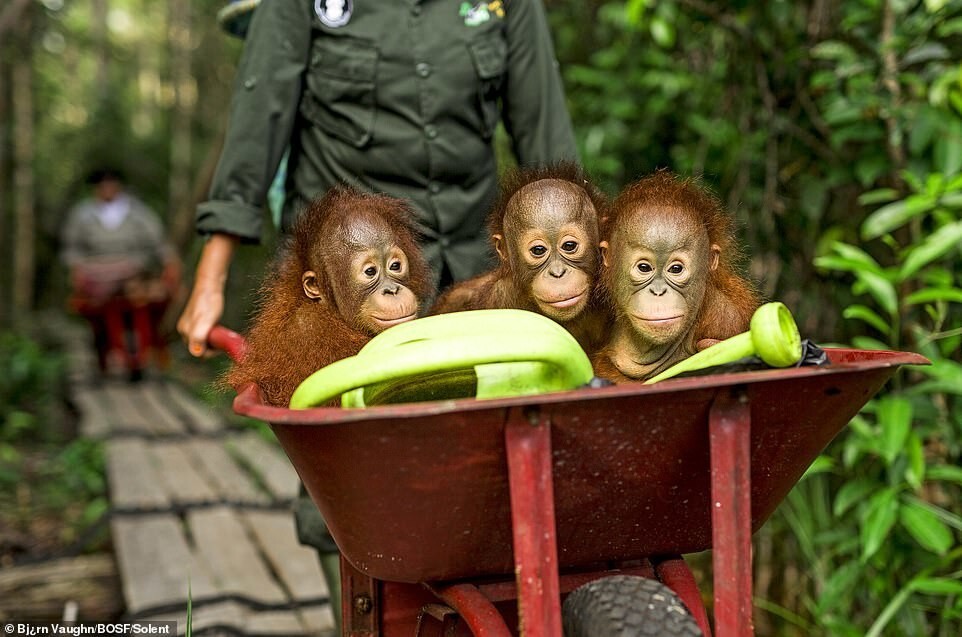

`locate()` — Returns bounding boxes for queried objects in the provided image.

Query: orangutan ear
[600,240,610,268]
[493,234,506,261]
[709,244,720,271]
[302,271,324,300]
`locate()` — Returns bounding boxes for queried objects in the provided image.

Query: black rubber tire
[562,575,703,637]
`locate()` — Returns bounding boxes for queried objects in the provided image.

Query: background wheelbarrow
[209,322,925,636]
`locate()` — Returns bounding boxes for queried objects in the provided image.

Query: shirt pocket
[467,30,507,140]
[300,36,378,147]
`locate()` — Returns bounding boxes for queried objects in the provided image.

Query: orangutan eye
[364,266,377,277]
[668,263,684,275]
[561,240,578,252]
[530,245,548,257]
[637,262,653,273]
[389,260,401,272]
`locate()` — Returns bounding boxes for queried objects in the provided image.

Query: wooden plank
[152,440,220,506]
[136,381,188,434]
[245,610,310,635]
[106,438,170,510]
[185,439,269,505]
[228,432,300,501]
[103,384,158,433]
[186,506,287,605]
[162,383,225,433]
[144,599,247,636]
[72,386,115,438]
[241,510,328,601]
[299,606,337,636]
[111,515,218,614]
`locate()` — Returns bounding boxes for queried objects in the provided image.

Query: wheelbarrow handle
[208,325,248,363]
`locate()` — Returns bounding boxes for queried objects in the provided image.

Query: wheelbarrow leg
[654,557,713,636]
[709,388,753,637]
[505,406,562,637]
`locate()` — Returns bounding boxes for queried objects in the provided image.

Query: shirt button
[424,124,438,139]
[428,181,441,194]
[412,5,422,16]
[440,236,451,247]
[416,62,431,78]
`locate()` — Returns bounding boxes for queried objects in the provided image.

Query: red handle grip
[208,325,248,363]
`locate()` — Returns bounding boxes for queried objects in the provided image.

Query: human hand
[176,233,238,357]
[177,279,225,357]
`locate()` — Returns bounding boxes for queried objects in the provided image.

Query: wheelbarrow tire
[562,575,703,637]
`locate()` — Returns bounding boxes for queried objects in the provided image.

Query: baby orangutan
[594,171,760,382]
[227,186,432,406]
[431,163,609,353]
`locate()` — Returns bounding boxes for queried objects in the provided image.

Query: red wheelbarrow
[209,324,925,637]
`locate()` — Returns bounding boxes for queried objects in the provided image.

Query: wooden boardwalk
[64,322,335,636]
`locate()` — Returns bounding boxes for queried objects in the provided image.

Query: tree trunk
[12,4,35,318]
[167,0,194,231]
[0,53,10,326]
[91,0,109,100]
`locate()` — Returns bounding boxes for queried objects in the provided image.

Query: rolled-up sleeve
[195,0,313,243]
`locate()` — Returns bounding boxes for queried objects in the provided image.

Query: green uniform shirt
[196,0,579,283]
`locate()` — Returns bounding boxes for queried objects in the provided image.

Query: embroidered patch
[315,0,353,28]
[459,1,504,27]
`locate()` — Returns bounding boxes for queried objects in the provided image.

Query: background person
[61,168,178,381]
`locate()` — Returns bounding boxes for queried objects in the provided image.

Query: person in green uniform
[178,0,578,630]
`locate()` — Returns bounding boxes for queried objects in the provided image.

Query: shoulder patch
[315,0,353,28]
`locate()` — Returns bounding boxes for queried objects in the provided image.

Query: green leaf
[625,0,648,24]
[851,336,890,351]
[899,501,954,555]
[904,287,962,305]
[834,478,877,517]
[877,396,912,464]
[862,195,936,239]
[911,577,962,596]
[903,495,962,532]
[904,432,925,490]
[860,487,900,561]
[866,585,914,637]
[832,242,885,273]
[811,40,857,61]
[649,16,675,48]
[936,17,962,36]
[816,561,860,614]
[802,455,834,479]
[857,188,899,206]
[941,191,962,208]
[899,221,962,279]
[902,43,951,67]
[934,124,962,175]
[814,255,878,275]
[853,269,898,316]
[927,464,962,485]
[842,304,892,336]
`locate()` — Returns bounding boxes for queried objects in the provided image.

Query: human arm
[194,0,312,241]
[501,0,579,165]
[60,204,87,269]
[177,233,238,357]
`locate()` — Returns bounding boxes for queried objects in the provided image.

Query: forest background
[0,0,960,635]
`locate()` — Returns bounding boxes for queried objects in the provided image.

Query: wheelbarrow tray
[232,347,924,584]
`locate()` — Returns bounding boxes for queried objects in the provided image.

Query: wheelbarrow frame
[209,326,926,637]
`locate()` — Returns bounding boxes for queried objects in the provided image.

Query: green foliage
[0,329,106,549]
[802,151,962,635]
[0,331,66,443]
[550,0,960,633]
